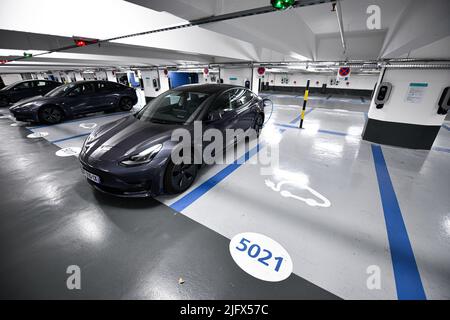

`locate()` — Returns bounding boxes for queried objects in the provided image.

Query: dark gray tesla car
[0,79,61,107]
[9,80,138,124]
[79,84,265,197]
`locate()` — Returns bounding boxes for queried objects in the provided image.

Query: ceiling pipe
[334,0,347,59]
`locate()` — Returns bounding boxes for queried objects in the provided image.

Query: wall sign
[338,67,351,79]
[229,232,293,282]
[405,82,428,104]
[257,67,266,76]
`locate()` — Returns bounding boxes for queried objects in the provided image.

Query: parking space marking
[169,110,313,212]
[49,133,91,144]
[371,144,426,300]
[170,143,262,212]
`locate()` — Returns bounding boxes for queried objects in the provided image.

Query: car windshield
[44,83,76,97]
[135,90,210,124]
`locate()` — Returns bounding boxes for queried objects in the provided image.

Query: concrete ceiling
[0,0,449,73]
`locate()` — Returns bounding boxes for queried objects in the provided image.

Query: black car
[0,80,61,107]
[9,80,138,124]
[79,84,266,197]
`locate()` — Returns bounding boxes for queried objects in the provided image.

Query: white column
[363,67,450,149]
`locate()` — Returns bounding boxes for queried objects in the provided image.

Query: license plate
[82,168,100,183]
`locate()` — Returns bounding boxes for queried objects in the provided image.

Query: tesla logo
[366,5,381,30]
[265,179,331,207]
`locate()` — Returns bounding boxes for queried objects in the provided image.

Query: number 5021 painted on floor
[229,232,293,282]
[236,238,283,271]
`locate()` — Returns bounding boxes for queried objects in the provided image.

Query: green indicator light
[271,0,295,10]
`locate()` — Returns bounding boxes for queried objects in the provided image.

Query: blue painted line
[433,146,450,153]
[289,108,314,124]
[170,143,262,212]
[273,123,362,138]
[442,124,450,132]
[317,129,349,137]
[28,111,131,130]
[169,113,298,212]
[49,133,90,144]
[371,144,426,300]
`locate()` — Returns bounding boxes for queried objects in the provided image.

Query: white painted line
[27,132,49,138]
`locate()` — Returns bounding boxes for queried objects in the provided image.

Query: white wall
[141,70,169,98]
[221,68,252,87]
[0,74,22,85]
[95,71,107,81]
[74,72,83,81]
[106,71,117,82]
[265,73,378,90]
[220,67,261,94]
[368,68,450,126]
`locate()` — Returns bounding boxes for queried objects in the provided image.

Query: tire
[0,95,9,107]
[253,113,264,137]
[119,97,134,111]
[38,105,63,124]
[164,160,198,194]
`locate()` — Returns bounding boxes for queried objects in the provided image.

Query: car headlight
[120,144,163,166]
[15,102,35,110]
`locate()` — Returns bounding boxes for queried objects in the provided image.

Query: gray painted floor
[1,93,449,299]
[0,106,337,299]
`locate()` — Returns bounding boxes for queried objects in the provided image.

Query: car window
[95,82,109,92]
[210,91,232,112]
[229,89,253,109]
[36,81,48,87]
[14,82,33,89]
[71,83,95,95]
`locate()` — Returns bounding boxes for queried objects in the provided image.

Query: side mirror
[262,98,272,107]
[68,91,78,97]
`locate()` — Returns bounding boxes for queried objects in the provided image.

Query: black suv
[9,80,138,124]
[0,80,61,107]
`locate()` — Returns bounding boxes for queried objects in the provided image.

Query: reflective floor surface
[0,92,448,299]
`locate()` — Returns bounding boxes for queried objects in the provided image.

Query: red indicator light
[1,60,9,64]
[75,40,87,47]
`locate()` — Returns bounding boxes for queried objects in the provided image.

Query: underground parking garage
[0,0,449,312]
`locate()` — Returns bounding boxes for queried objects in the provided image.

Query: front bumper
[79,154,168,198]
[9,109,39,122]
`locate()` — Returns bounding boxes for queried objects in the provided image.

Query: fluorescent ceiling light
[0,49,47,56]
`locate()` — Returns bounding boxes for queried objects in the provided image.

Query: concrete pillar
[362,67,450,149]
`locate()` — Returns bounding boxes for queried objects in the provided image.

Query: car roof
[174,83,244,94]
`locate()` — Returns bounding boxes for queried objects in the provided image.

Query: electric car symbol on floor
[9,80,137,124]
[79,84,265,197]
[265,179,331,207]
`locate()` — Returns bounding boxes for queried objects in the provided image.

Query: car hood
[10,95,53,109]
[83,115,187,162]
